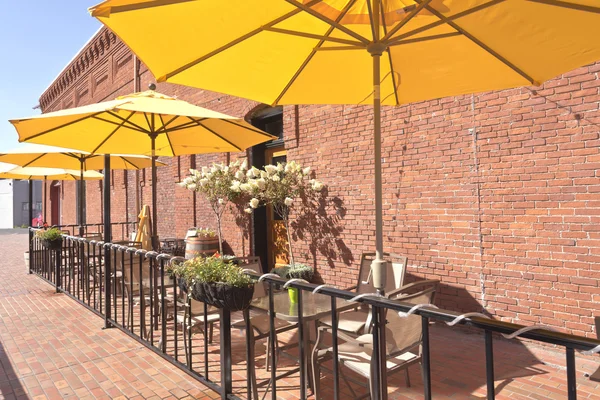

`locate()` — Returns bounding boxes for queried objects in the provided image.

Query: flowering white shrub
[241,160,323,266]
[179,159,249,254]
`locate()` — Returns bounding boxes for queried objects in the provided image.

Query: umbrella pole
[103,154,112,328]
[79,159,85,237]
[368,47,387,295]
[43,177,47,224]
[150,133,158,250]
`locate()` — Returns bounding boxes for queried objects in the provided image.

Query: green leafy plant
[35,227,63,241]
[171,255,253,288]
[193,227,217,238]
[272,263,314,282]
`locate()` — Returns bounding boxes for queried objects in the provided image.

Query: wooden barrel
[185,236,219,259]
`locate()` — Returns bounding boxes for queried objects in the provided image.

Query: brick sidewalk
[0,233,215,400]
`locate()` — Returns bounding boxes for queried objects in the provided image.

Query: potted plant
[273,263,314,303]
[171,255,254,311]
[184,227,219,259]
[241,160,324,269]
[179,160,249,255]
[35,227,63,250]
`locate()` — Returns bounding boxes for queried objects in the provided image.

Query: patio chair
[316,253,408,338]
[311,279,438,400]
[231,256,298,400]
[179,293,221,367]
[120,252,174,338]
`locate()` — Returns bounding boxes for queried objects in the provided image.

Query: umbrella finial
[148,83,156,91]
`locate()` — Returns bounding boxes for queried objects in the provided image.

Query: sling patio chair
[311,279,438,400]
[120,251,175,338]
[231,256,299,400]
[316,253,408,338]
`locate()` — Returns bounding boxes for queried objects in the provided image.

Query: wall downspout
[134,55,141,221]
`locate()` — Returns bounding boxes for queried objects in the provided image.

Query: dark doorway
[50,181,61,226]
[250,106,283,272]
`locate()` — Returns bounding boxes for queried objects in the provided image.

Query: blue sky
[0,1,100,151]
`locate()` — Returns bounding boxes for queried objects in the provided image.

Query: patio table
[248,291,357,395]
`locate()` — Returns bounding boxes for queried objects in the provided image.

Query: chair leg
[209,322,214,344]
[265,337,271,372]
[404,368,411,387]
[310,336,322,400]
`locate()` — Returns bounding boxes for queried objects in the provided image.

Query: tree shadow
[290,187,353,282]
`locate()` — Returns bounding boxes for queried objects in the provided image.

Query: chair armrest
[386,279,439,299]
[345,285,358,291]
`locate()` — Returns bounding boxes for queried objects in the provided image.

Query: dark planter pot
[177,277,189,294]
[42,238,63,250]
[190,281,254,311]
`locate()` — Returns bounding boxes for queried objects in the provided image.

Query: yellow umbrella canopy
[11,91,274,156]
[0,144,164,170]
[90,0,600,292]
[0,165,103,180]
[90,0,600,106]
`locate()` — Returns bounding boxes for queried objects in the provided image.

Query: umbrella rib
[378,1,400,106]
[159,114,176,156]
[381,0,432,42]
[263,27,364,47]
[159,119,207,133]
[389,0,505,43]
[273,0,359,105]
[22,153,47,168]
[188,118,243,152]
[283,0,370,45]
[105,110,150,133]
[154,115,180,134]
[161,0,324,81]
[20,112,104,142]
[93,0,196,15]
[91,111,137,154]
[220,119,278,139]
[91,115,148,133]
[418,1,537,85]
[365,0,377,41]
[120,156,139,170]
[528,0,600,13]
[315,45,365,51]
[388,31,463,46]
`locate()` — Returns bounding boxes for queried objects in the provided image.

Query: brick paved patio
[1,231,599,399]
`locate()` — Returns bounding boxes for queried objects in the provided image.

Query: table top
[250,291,356,322]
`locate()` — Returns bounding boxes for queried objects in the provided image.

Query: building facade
[0,179,42,229]
[39,27,600,336]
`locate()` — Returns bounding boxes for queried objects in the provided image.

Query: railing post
[28,180,33,275]
[55,246,61,293]
[566,347,577,400]
[103,154,112,329]
[422,316,432,400]
[485,329,495,400]
[219,308,232,400]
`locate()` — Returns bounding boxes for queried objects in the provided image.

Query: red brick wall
[40,28,600,337]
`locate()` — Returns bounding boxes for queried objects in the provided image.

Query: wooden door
[265,148,289,269]
[50,181,61,226]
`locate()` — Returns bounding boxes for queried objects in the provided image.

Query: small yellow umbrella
[11,90,275,247]
[0,143,165,235]
[135,205,152,250]
[0,165,104,181]
[90,0,600,293]
[0,164,104,225]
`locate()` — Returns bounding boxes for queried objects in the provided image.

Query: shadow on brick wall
[291,187,352,281]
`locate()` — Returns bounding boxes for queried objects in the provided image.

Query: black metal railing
[28,228,600,400]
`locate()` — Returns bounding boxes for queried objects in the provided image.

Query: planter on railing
[42,238,63,250]
[191,281,254,311]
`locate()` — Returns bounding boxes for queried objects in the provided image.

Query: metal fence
[28,227,600,400]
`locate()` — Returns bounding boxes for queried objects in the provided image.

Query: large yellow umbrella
[90,0,600,293]
[0,143,165,235]
[12,90,275,247]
